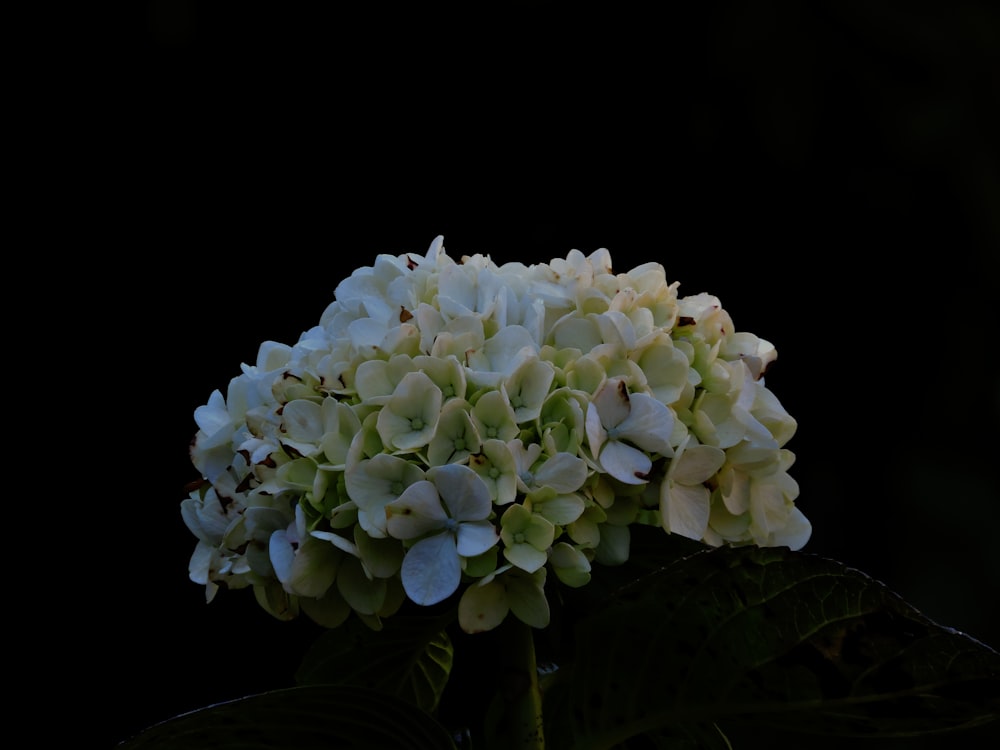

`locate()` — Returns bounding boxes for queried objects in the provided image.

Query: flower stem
[483,617,545,749]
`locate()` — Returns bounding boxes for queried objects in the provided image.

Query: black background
[85,2,999,747]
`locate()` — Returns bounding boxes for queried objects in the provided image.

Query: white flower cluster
[182,237,810,633]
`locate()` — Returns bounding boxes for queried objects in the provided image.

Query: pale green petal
[319,400,362,468]
[276,457,318,492]
[566,516,601,548]
[593,523,630,566]
[538,387,588,455]
[376,371,443,451]
[509,439,544,478]
[300,587,352,628]
[426,399,481,466]
[505,358,555,423]
[468,438,517,504]
[462,548,499,578]
[566,355,607,395]
[524,515,555,550]
[471,390,519,442]
[254,579,299,621]
[400,534,461,606]
[377,575,407,617]
[549,542,592,588]
[531,494,585,525]
[346,453,425,515]
[354,526,404,578]
[284,536,339,599]
[458,579,509,634]
[337,555,387,615]
[506,569,550,628]
[413,354,467,401]
[354,359,398,403]
[504,542,548,573]
[499,503,532,540]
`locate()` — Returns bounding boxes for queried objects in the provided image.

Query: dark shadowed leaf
[295,613,454,715]
[543,545,1000,750]
[116,684,458,750]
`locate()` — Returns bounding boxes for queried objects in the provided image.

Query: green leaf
[543,545,1000,749]
[295,613,454,715]
[116,684,458,750]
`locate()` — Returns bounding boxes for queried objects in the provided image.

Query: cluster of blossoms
[182,237,810,634]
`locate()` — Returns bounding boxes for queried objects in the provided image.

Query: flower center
[410,418,425,431]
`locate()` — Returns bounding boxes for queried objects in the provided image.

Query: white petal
[384,481,447,540]
[310,530,359,556]
[592,377,631,428]
[772,506,812,550]
[661,481,710,540]
[533,452,588,493]
[281,399,324,443]
[616,392,675,455]
[719,464,750,515]
[400,534,461,606]
[585,401,607,457]
[599,440,652,485]
[456,520,500,558]
[268,530,295,585]
[673,444,726,485]
[432,464,492,521]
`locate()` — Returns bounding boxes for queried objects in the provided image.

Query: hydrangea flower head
[182,236,809,633]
